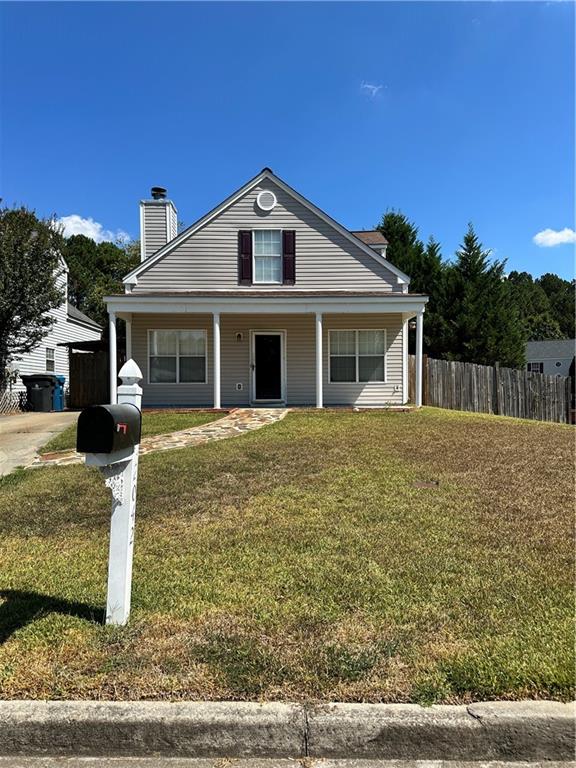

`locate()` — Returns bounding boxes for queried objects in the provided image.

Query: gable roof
[350,230,388,246]
[123,168,410,287]
[67,302,102,330]
[525,339,575,359]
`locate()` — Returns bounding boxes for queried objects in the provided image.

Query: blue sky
[1,1,574,279]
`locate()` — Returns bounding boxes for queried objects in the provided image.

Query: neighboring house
[525,339,575,377]
[10,256,102,397]
[105,168,428,408]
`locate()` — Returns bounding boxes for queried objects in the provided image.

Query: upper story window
[253,230,282,284]
[46,347,55,372]
[527,362,543,373]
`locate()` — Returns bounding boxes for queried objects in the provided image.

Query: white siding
[131,312,404,407]
[10,270,101,395]
[134,180,402,293]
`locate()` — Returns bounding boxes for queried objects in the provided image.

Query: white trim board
[124,169,411,287]
[105,294,428,316]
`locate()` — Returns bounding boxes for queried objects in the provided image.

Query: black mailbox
[76,404,142,454]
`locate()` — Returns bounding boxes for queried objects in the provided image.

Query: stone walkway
[34,408,289,468]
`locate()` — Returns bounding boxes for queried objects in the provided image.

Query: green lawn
[0,408,573,703]
[39,410,223,454]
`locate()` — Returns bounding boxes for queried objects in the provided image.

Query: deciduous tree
[0,207,64,388]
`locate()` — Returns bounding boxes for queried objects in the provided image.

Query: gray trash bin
[21,374,56,412]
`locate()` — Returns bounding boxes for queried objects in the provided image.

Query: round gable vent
[256,190,277,212]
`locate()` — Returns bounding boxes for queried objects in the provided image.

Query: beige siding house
[105,169,428,408]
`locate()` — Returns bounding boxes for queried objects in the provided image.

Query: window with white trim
[254,230,282,284]
[149,330,206,383]
[329,330,386,383]
[46,347,55,372]
[527,362,543,373]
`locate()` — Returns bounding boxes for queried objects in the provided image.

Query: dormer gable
[124,169,410,294]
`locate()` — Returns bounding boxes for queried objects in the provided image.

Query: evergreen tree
[536,273,575,339]
[443,224,524,367]
[378,210,425,278]
[507,271,563,341]
[378,212,449,356]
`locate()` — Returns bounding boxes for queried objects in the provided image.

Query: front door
[253,333,283,401]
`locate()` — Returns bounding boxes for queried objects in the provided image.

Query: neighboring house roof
[123,168,411,287]
[525,339,575,359]
[350,230,388,246]
[67,302,102,330]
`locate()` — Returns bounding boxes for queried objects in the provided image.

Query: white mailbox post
[82,360,143,626]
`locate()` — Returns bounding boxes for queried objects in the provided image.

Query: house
[104,169,428,408]
[9,256,102,399]
[526,339,575,377]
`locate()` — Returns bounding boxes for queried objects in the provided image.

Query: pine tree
[378,212,449,355]
[378,210,424,278]
[443,224,524,367]
[507,271,563,341]
[536,273,575,339]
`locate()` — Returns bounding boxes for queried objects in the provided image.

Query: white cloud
[56,214,130,244]
[533,227,576,247]
[360,81,383,98]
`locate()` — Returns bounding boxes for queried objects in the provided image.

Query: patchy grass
[0,408,573,702]
[38,410,223,454]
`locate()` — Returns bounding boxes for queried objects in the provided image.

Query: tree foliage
[536,272,575,339]
[378,213,448,358]
[442,225,525,367]
[0,207,64,387]
[60,235,139,329]
[379,210,573,367]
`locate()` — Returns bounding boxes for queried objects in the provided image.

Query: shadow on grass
[0,589,103,643]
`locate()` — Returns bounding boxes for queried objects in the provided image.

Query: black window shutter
[238,230,252,285]
[282,230,296,285]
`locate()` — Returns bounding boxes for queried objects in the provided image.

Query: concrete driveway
[0,411,79,477]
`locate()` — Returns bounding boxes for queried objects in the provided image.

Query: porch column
[109,311,117,403]
[125,314,132,360]
[402,317,408,404]
[315,311,323,409]
[415,310,424,407]
[213,312,221,409]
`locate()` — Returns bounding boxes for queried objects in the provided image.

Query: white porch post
[402,317,408,405]
[109,311,117,404]
[415,310,424,407]
[213,312,221,409]
[125,314,132,360]
[315,311,323,409]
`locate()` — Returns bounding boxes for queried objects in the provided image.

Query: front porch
[105,293,426,409]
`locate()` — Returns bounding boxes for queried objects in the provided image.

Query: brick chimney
[139,186,178,261]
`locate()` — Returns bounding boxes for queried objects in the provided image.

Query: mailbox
[76,403,142,455]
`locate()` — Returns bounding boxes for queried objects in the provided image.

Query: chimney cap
[150,186,167,200]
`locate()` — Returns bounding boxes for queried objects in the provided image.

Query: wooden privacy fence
[68,349,110,409]
[409,355,573,423]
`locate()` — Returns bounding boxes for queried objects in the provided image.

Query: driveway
[0,411,79,477]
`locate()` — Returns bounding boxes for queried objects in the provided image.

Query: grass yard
[39,410,222,454]
[0,408,573,703]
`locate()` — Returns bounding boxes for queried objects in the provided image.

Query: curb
[0,700,573,759]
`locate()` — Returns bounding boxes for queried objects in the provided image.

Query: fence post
[493,361,500,415]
